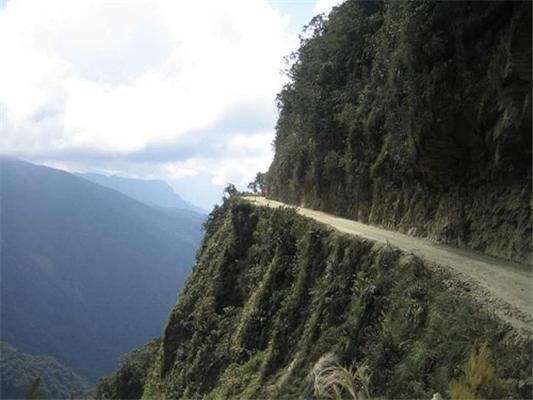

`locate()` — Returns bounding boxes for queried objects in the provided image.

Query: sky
[0,0,343,209]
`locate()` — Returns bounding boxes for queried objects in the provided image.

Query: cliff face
[134,200,531,399]
[266,0,532,264]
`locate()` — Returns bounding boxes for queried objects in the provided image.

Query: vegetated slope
[0,342,89,399]
[79,173,206,214]
[245,196,532,331]
[267,0,532,264]
[0,158,204,379]
[94,339,161,400]
[98,200,530,399]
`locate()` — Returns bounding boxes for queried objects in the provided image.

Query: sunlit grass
[449,344,507,400]
[313,361,371,400]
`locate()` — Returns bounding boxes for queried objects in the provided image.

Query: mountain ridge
[78,172,206,214]
[1,157,204,379]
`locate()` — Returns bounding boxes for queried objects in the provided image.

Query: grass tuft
[313,360,371,400]
[449,344,508,400]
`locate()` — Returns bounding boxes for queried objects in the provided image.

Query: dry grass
[449,344,507,400]
[313,362,371,400]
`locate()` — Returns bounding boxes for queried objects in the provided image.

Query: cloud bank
[0,0,297,190]
[0,0,344,207]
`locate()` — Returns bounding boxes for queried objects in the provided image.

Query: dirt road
[244,196,532,332]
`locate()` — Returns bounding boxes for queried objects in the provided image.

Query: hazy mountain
[0,342,89,399]
[0,158,205,379]
[79,173,206,214]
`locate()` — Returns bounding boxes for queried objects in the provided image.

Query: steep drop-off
[99,200,531,399]
[267,0,532,264]
[0,158,204,379]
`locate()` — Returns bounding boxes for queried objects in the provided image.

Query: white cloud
[0,0,294,160]
[313,0,345,16]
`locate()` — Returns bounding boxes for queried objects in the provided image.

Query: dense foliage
[94,339,161,400]
[138,200,531,398]
[0,342,89,399]
[0,158,204,379]
[267,0,531,263]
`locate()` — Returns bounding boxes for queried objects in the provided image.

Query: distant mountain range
[78,173,207,214]
[0,158,205,381]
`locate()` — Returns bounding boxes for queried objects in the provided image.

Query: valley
[0,158,205,394]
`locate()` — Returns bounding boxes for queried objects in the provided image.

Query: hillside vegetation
[267,0,532,264]
[0,342,89,399]
[94,339,161,400]
[119,200,530,398]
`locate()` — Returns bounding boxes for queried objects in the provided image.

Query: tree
[223,183,238,199]
[247,173,266,196]
[25,377,43,400]
[255,172,266,195]
[247,180,258,194]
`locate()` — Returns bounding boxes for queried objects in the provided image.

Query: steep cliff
[267,0,532,264]
[128,200,530,399]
